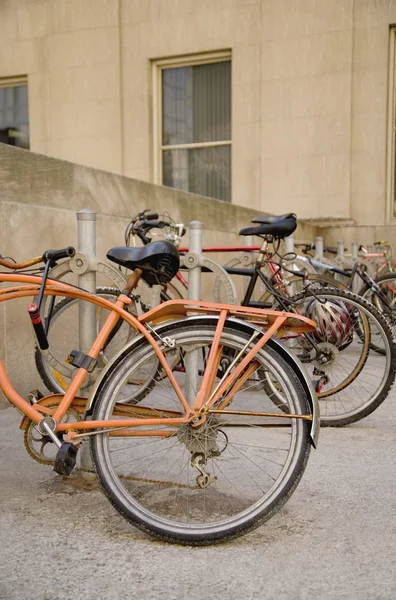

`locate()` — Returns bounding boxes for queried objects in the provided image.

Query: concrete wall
[0,143,316,408]
[1,0,395,237]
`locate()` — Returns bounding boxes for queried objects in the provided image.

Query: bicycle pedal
[53,442,78,476]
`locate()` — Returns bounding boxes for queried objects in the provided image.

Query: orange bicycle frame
[0,272,316,440]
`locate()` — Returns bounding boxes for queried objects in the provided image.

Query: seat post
[256,238,270,266]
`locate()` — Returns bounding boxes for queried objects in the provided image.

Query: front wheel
[90,320,312,545]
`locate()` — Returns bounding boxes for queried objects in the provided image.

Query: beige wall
[1,0,396,238]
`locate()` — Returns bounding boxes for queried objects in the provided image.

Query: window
[153,52,231,202]
[0,77,29,150]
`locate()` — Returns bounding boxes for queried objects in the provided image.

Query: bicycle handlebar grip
[144,212,159,220]
[42,246,76,263]
[27,304,49,350]
[141,220,166,230]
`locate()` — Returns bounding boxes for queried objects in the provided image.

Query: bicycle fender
[86,315,319,447]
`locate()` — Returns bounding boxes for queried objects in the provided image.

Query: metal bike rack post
[336,240,345,266]
[243,235,254,293]
[284,233,295,272]
[184,221,203,405]
[77,208,97,470]
[284,234,294,256]
[314,236,324,261]
[350,242,359,292]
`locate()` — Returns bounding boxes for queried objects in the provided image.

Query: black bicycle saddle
[251,213,296,224]
[107,240,180,286]
[239,217,297,239]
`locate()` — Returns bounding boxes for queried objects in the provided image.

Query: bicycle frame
[0,271,316,443]
[304,257,396,315]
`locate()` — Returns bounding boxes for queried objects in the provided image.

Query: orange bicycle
[0,241,318,545]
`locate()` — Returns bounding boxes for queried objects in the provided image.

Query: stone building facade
[1,0,396,244]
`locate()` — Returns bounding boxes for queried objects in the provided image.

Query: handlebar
[125,209,186,246]
[43,246,76,263]
[0,246,76,270]
[294,243,339,255]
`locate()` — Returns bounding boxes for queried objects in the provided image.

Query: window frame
[387,28,396,222]
[0,75,29,149]
[152,51,232,196]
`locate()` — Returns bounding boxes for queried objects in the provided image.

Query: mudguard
[86,315,319,448]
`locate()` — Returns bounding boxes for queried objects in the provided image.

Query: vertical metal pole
[336,240,345,267]
[284,233,295,271]
[284,233,294,256]
[151,285,161,307]
[77,208,96,471]
[351,242,359,292]
[314,236,324,261]
[243,235,254,293]
[185,221,203,405]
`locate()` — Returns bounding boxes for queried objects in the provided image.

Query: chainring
[24,405,81,466]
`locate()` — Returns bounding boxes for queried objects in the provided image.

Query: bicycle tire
[90,320,311,545]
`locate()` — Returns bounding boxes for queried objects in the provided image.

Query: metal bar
[185,221,203,406]
[77,208,97,470]
[243,235,254,293]
[178,246,262,253]
[161,140,231,151]
[314,236,324,261]
[337,240,345,263]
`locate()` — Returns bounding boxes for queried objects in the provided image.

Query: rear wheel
[285,289,396,426]
[91,321,312,545]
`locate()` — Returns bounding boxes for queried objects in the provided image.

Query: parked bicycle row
[0,209,395,545]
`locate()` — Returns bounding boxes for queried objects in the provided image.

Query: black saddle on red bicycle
[251,212,296,224]
[107,240,180,286]
[239,214,297,239]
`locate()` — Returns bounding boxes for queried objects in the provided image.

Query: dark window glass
[162,61,231,201]
[0,85,29,149]
[163,146,231,202]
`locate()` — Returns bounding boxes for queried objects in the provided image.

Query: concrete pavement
[0,392,395,600]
